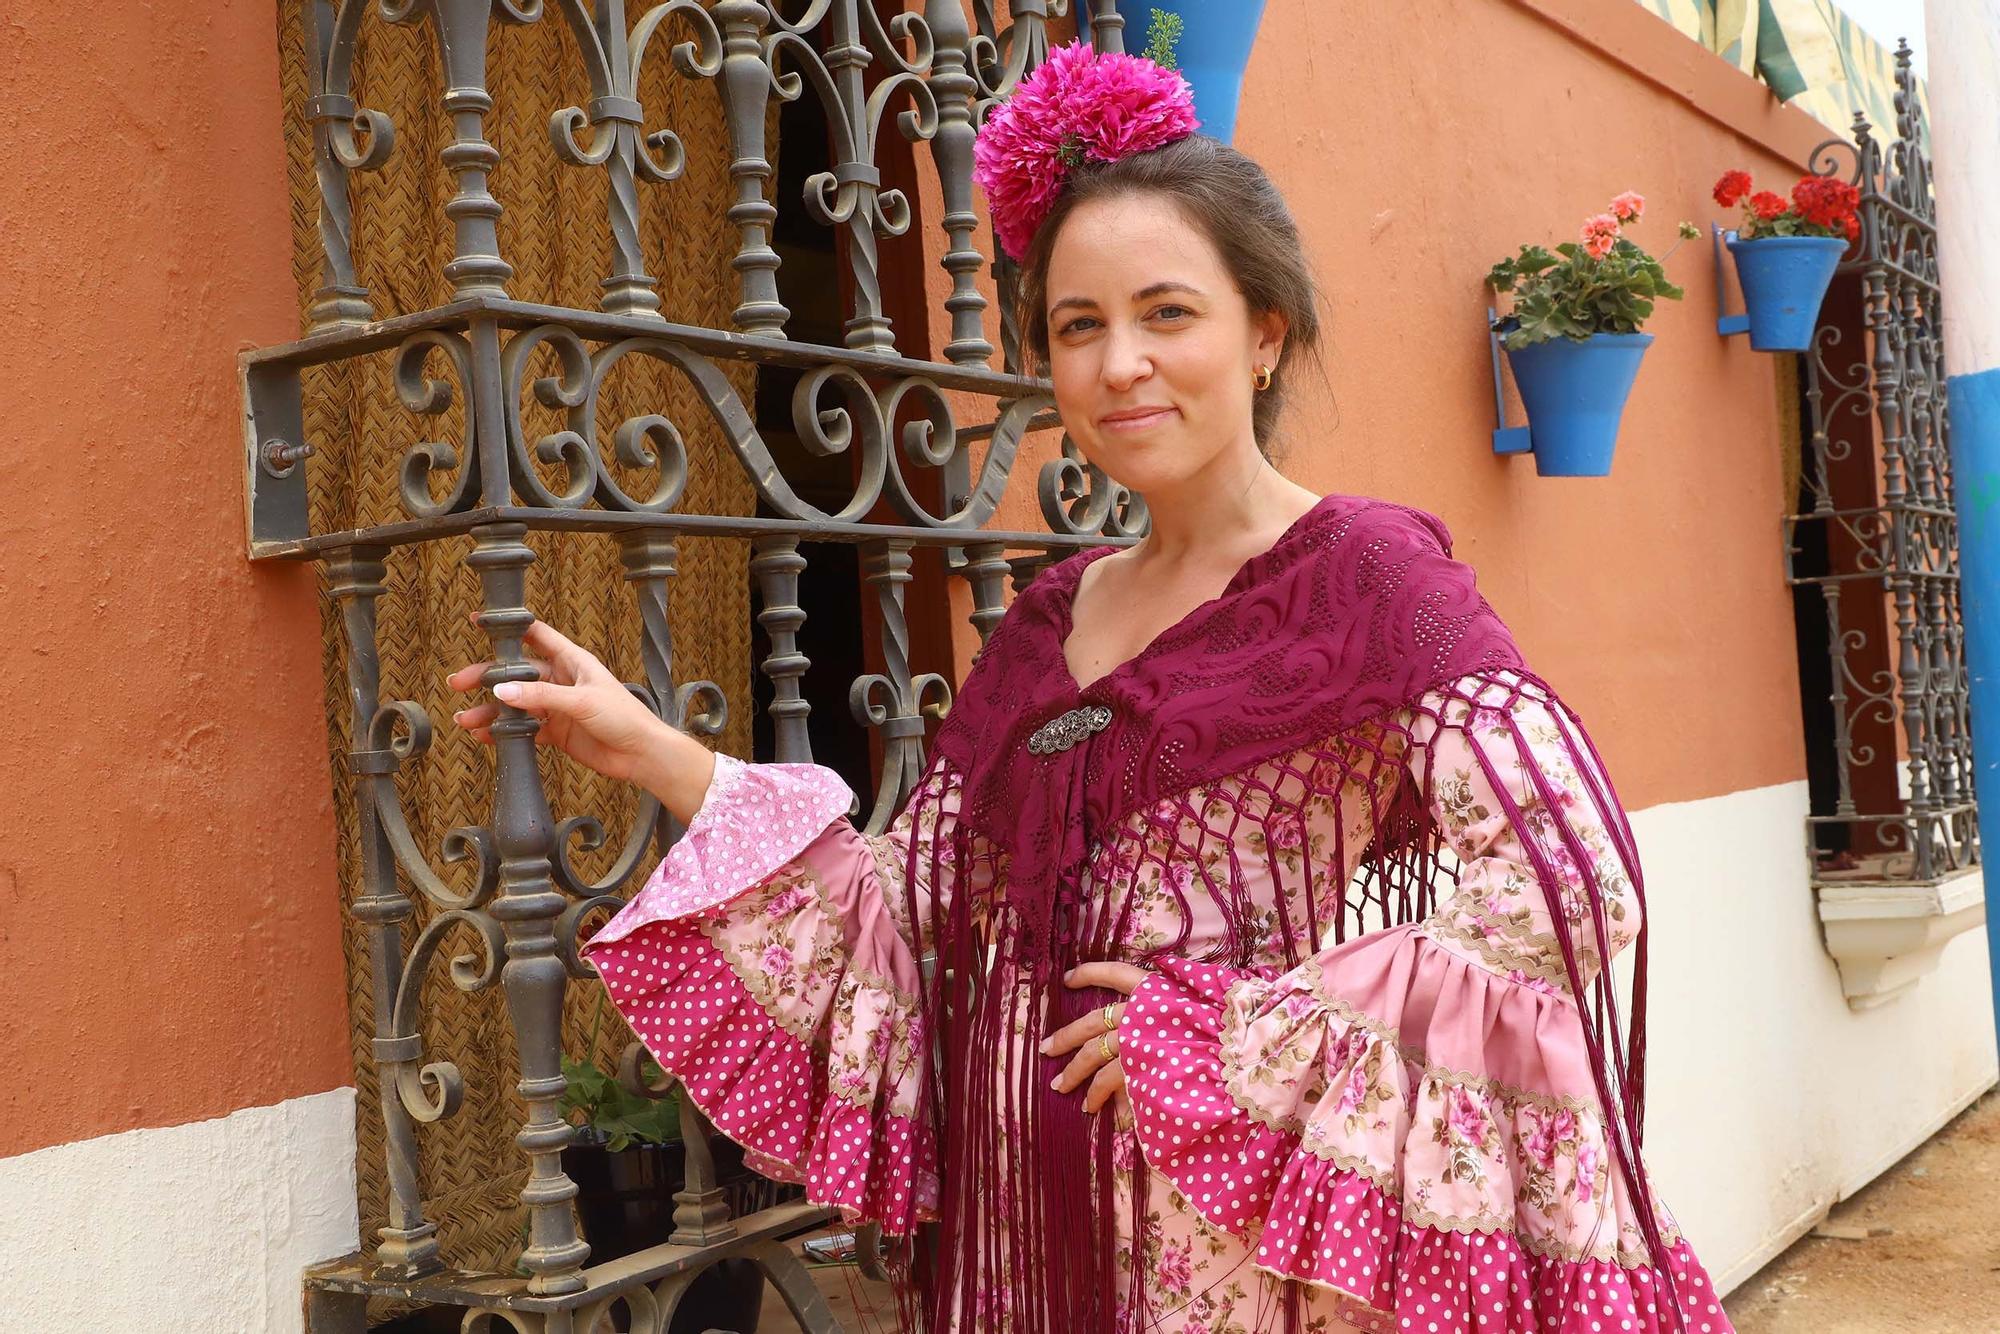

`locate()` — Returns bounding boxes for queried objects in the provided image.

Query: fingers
[446,656,552,694]
[1039,1003,1124,1059]
[453,701,499,744]
[1063,962,1149,996]
[447,613,595,692]
[445,661,492,693]
[490,678,582,717]
[1051,1029,1122,1094]
[523,619,590,673]
[1081,1059,1125,1115]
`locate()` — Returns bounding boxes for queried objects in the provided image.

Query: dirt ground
[1724,1088,2000,1334]
[763,1090,2000,1332]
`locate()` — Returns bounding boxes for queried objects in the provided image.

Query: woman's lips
[1099,406,1176,432]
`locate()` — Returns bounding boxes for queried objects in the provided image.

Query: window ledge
[1815,869,1987,1010]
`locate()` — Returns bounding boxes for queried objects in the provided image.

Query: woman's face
[1042,191,1286,498]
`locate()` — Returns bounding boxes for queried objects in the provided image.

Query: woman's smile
[1099,404,1178,432]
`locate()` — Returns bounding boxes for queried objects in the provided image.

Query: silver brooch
[1027,705,1113,755]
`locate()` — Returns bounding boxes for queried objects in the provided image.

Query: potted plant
[1486,193,1698,477]
[1711,168,1859,352]
[558,1006,768,1332]
[1112,3,1268,143]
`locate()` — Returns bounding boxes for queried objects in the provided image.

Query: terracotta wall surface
[932,0,1837,813]
[4,0,1844,1158]
[1233,0,1831,810]
[0,3,350,1157]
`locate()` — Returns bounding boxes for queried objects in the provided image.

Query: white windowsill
[1815,868,1987,1010]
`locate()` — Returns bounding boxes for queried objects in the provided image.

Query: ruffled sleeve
[580,752,964,1234]
[1118,673,1732,1333]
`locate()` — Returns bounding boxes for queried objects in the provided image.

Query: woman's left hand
[1041,962,1149,1115]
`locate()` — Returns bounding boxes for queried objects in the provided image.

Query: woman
[449,43,1731,1334]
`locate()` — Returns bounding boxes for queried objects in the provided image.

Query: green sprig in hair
[1143,9,1185,70]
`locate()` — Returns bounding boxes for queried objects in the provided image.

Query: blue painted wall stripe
[1949,364,2000,1033]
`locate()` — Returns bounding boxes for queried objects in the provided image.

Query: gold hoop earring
[1253,364,1275,392]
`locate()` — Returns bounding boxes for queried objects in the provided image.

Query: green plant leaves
[1487,234,1688,350]
[560,1053,682,1151]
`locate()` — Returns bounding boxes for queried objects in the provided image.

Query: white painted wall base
[1627,780,1999,1296]
[0,1088,359,1334]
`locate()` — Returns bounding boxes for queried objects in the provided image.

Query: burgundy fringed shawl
[898,494,1670,1333]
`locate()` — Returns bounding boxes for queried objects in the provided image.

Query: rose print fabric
[581,671,1733,1333]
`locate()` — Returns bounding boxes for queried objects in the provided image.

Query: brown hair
[1015,134,1324,453]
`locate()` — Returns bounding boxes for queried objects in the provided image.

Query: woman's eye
[1059,317,1100,336]
[1152,304,1192,322]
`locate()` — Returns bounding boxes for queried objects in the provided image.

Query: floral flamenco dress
[581,495,1734,1334]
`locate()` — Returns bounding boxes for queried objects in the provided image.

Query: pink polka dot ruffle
[1119,954,1735,1333]
[581,918,932,1234]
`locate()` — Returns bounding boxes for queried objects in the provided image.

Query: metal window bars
[255,3,1145,1330]
[1784,43,1978,889]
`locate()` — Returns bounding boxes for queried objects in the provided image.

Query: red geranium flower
[1844,214,1860,242]
[1713,170,1754,208]
[1792,175,1861,230]
[1750,191,1789,221]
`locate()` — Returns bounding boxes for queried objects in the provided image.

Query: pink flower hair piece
[972,40,1201,261]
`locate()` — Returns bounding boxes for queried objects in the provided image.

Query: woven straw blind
[276,1,762,1284]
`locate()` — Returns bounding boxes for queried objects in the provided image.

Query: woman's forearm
[630,716,720,826]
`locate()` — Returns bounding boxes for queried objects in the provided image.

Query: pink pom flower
[1580,212,1622,259]
[1609,190,1645,223]
[972,40,1200,260]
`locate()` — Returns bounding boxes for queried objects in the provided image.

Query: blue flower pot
[1113,1,1269,144]
[1504,333,1653,478]
[1725,232,1848,352]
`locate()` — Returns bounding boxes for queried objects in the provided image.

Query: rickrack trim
[1420,917,1585,992]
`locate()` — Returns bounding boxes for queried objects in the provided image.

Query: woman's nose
[1099,326,1151,389]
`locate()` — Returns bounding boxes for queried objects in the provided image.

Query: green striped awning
[1633,0,1928,141]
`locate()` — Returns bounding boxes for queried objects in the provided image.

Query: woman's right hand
[446,617,716,822]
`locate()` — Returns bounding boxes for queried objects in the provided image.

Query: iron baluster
[468,521,592,1293]
[328,548,443,1279]
[302,0,389,330]
[751,534,813,762]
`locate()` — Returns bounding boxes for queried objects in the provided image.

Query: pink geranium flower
[972,41,1200,260]
[1580,212,1622,259]
[1609,191,1645,223]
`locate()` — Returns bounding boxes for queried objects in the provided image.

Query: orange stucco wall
[927,0,1834,815]
[5,0,1842,1159]
[0,3,351,1157]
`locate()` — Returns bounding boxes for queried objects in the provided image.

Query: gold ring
[1098,1033,1117,1062]
[1101,1004,1118,1032]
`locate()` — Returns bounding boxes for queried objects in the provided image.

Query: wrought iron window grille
[254,3,1144,1330]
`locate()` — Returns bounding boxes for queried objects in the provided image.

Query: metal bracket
[1713,224,1751,338]
[1487,306,1531,457]
[242,356,311,553]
